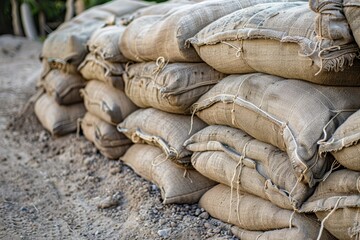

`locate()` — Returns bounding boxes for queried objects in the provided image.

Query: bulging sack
[344,0,360,48]
[192,73,360,187]
[188,1,360,85]
[123,61,226,114]
[80,80,137,125]
[78,53,125,90]
[117,108,207,167]
[120,0,300,62]
[35,93,86,136]
[41,0,149,69]
[81,112,132,160]
[185,125,313,210]
[319,109,360,171]
[40,69,86,105]
[200,184,335,240]
[88,25,127,63]
[121,144,216,204]
[300,169,360,240]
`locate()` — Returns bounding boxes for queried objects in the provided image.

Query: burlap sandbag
[300,169,360,240]
[78,53,125,90]
[185,125,313,210]
[117,108,207,167]
[80,80,137,125]
[41,0,149,71]
[39,69,86,105]
[200,184,335,240]
[35,93,86,136]
[121,144,216,204]
[344,0,360,48]
[319,110,360,171]
[120,0,301,62]
[188,1,360,85]
[81,112,132,160]
[88,25,127,63]
[123,61,226,114]
[192,73,360,187]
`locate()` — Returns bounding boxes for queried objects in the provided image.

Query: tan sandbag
[319,110,360,171]
[200,184,335,240]
[120,0,301,62]
[300,169,360,240]
[344,0,360,48]
[192,73,360,187]
[185,125,313,210]
[39,69,86,105]
[41,0,149,68]
[80,80,137,125]
[81,112,132,160]
[78,53,125,90]
[188,1,360,85]
[88,25,127,62]
[121,144,216,204]
[34,93,86,136]
[117,108,207,167]
[123,61,226,114]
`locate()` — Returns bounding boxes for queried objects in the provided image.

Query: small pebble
[157,228,171,238]
[199,212,209,220]
[195,208,201,216]
[204,222,211,229]
[97,196,119,209]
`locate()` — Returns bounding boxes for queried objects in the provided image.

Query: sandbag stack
[183,0,360,239]
[115,0,241,204]
[35,0,149,137]
[33,0,360,237]
[119,108,216,204]
[77,21,139,160]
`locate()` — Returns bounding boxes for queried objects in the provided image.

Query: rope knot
[152,56,169,75]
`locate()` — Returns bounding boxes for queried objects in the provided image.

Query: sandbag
[81,112,132,160]
[320,110,360,171]
[300,169,360,240]
[123,61,226,114]
[120,0,302,62]
[35,93,86,136]
[344,0,360,48]
[39,69,86,105]
[41,0,149,69]
[80,80,137,125]
[78,53,125,90]
[200,184,335,240]
[88,25,127,62]
[121,144,216,204]
[188,1,360,85]
[117,108,207,167]
[185,125,313,210]
[192,73,360,187]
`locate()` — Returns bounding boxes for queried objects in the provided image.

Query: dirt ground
[0,35,237,240]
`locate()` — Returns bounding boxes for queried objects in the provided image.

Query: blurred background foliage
[0,0,168,36]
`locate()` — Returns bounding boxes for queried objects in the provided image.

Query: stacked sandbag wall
[33,0,360,238]
[184,0,360,239]
[35,0,150,137]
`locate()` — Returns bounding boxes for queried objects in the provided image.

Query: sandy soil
[0,35,237,240]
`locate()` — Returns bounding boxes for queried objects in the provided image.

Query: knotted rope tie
[221,40,244,58]
[152,56,169,75]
